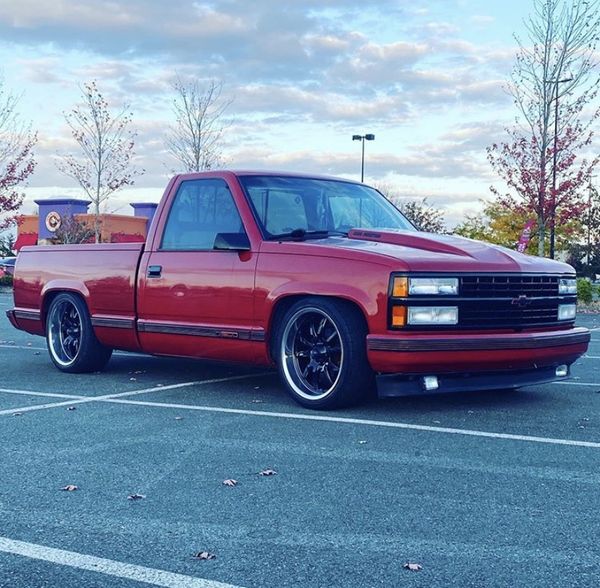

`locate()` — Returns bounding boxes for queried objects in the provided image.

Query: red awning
[14,232,38,252]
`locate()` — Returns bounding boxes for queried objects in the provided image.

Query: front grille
[458,298,560,328]
[389,273,576,330]
[461,275,559,297]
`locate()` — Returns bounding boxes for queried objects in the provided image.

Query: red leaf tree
[0,81,37,231]
[489,0,600,257]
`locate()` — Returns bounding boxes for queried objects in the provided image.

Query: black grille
[458,298,560,328]
[461,275,559,297]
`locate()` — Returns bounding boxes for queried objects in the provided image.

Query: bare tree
[166,78,231,172]
[376,183,446,233]
[0,79,36,230]
[491,0,600,257]
[57,81,142,242]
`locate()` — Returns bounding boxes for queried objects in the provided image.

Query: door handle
[147,265,162,278]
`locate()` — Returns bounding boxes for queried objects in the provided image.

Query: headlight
[558,304,576,320]
[391,276,459,296]
[558,278,577,295]
[409,277,458,295]
[408,306,458,325]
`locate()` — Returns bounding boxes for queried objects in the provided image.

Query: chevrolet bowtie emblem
[512,294,531,307]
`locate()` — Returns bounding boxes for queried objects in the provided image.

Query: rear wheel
[46,293,112,373]
[275,297,373,409]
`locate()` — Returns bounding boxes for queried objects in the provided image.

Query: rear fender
[41,280,90,325]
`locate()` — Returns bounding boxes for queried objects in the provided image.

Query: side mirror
[213,232,251,251]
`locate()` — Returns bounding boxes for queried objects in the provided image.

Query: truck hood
[327,228,575,273]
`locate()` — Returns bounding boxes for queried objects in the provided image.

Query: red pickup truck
[7,171,590,409]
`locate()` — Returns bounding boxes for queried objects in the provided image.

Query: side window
[161,179,244,250]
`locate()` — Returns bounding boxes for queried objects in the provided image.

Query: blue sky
[0,0,543,226]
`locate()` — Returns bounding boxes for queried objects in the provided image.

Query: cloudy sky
[0,0,541,226]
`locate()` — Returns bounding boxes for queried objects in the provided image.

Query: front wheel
[46,292,112,373]
[275,298,373,409]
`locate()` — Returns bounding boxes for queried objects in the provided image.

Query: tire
[274,297,373,409]
[46,292,112,373]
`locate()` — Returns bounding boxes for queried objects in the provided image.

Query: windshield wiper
[268,229,349,241]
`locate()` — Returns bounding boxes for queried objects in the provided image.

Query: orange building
[14,199,158,251]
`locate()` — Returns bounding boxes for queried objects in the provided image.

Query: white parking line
[0,344,46,351]
[100,397,600,449]
[0,388,81,400]
[0,373,271,417]
[0,536,242,588]
[0,343,150,357]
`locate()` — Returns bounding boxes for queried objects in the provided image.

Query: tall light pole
[545,76,572,259]
[352,133,375,182]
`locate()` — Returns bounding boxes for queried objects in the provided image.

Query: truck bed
[11,243,144,350]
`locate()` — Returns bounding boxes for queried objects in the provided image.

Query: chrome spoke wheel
[281,307,344,401]
[48,299,82,366]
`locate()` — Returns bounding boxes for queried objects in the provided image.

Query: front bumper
[367,326,590,397]
[376,364,571,398]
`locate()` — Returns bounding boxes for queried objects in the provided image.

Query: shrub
[0,274,13,288]
[577,277,593,304]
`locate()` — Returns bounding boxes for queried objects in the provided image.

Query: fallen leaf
[174,416,184,421]
[222,479,238,487]
[432,420,441,424]
[129,377,137,381]
[403,562,423,572]
[127,493,146,500]
[26,342,32,347]
[358,440,367,445]
[34,352,41,356]
[67,406,77,411]
[259,468,277,476]
[12,412,22,417]
[193,551,216,560]
[60,485,78,492]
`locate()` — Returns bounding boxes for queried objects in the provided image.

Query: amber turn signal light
[391,305,406,327]
[392,277,408,297]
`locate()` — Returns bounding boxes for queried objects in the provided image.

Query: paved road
[1,290,599,588]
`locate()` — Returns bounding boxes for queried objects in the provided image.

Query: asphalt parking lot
[1,289,600,588]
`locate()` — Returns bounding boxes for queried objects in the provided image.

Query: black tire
[46,292,112,373]
[274,297,373,409]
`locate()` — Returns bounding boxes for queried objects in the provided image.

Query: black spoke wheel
[46,293,112,373]
[275,298,373,409]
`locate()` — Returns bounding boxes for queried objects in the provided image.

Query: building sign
[45,211,62,233]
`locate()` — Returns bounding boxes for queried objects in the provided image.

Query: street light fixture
[352,133,375,182]
[545,76,573,259]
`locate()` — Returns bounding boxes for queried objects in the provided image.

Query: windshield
[238,175,415,239]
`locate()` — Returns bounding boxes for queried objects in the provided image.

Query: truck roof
[174,169,364,184]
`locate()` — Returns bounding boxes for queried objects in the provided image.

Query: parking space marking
[0,374,271,417]
[100,398,600,449]
[0,344,46,351]
[0,536,242,588]
[551,381,599,386]
[0,343,152,358]
[0,388,81,400]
